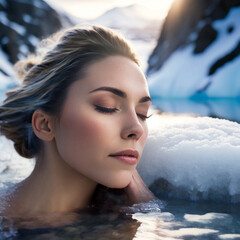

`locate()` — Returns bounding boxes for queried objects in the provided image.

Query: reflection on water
[0,210,140,240]
[132,200,240,240]
[152,98,240,123]
[1,200,240,239]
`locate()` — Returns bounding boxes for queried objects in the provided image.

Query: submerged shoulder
[0,193,10,216]
[0,184,25,218]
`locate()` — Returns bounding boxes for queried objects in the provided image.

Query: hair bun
[14,139,33,159]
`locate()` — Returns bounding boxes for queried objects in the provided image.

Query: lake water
[1,97,240,239]
[1,198,240,239]
[151,97,240,124]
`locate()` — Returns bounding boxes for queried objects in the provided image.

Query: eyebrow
[89,86,152,103]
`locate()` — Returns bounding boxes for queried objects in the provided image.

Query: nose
[121,110,144,140]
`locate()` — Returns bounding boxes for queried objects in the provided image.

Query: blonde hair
[0,25,139,158]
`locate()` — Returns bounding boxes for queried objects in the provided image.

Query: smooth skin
[2,56,154,219]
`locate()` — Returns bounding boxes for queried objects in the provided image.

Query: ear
[32,110,55,142]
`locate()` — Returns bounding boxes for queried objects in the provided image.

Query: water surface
[152,98,240,123]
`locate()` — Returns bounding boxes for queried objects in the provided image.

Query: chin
[102,171,132,189]
[105,181,130,189]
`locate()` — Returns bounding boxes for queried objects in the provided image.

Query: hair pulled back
[0,25,139,158]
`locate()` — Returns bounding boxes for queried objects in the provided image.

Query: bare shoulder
[0,185,22,217]
[0,193,9,215]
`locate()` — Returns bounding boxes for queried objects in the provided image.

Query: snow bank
[138,114,240,203]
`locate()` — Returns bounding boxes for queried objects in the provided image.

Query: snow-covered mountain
[147,0,240,98]
[94,4,158,29]
[90,4,161,42]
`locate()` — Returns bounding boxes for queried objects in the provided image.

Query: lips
[109,149,139,165]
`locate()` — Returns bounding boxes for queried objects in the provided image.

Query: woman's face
[53,56,151,188]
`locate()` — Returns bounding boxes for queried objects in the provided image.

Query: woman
[0,25,154,225]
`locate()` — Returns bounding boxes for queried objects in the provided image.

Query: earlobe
[32,110,54,141]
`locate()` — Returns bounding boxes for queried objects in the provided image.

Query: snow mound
[139,114,240,203]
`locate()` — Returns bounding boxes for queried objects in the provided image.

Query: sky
[46,0,175,20]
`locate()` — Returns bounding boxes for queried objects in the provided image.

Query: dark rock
[0,68,8,76]
[227,25,234,33]
[208,40,240,75]
[194,23,218,54]
[150,177,233,203]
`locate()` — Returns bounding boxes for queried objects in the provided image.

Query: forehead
[74,56,149,97]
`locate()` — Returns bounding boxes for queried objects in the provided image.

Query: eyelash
[94,105,152,121]
[138,113,152,121]
[94,105,118,113]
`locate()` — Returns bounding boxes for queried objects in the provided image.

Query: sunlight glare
[135,0,176,19]
[47,0,175,20]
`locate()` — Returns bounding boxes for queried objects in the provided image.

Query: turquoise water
[151,98,240,123]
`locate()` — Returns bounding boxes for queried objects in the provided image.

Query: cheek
[68,116,101,141]
[66,116,104,145]
[139,125,148,148]
[55,108,108,161]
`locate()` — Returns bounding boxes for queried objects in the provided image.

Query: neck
[9,141,97,216]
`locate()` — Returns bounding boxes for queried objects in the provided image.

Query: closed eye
[94,105,119,113]
[137,113,153,121]
[94,105,152,121]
